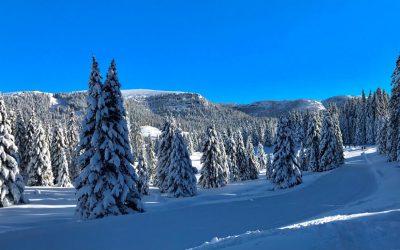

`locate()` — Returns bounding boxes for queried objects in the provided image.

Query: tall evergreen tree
[136,147,149,195]
[270,117,302,189]
[14,111,28,177]
[377,117,389,154]
[355,90,367,146]
[388,55,400,161]
[199,125,228,188]
[246,138,259,179]
[26,118,54,186]
[166,129,197,197]
[75,59,143,219]
[65,108,79,181]
[144,136,157,184]
[235,131,250,181]
[51,124,72,187]
[257,143,267,171]
[305,113,321,172]
[319,112,340,171]
[76,56,103,178]
[328,104,344,165]
[129,119,144,159]
[0,98,26,207]
[225,129,239,182]
[155,120,176,192]
[366,90,375,144]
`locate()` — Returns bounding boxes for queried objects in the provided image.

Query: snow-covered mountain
[225,99,326,117]
[121,89,184,101]
[0,89,354,118]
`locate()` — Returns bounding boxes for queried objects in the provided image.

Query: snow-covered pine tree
[225,129,239,182]
[319,112,339,171]
[246,138,259,179]
[26,118,54,186]
[136,147,149,195]
[128,119,144,159]
[366,90,375,145]
[374,87,389,143]
[14,111,28,177]
[388,55,400,161]
[270,116,302,189]
[75,59,143,219]
[183,133,194,155]
[144,136,157,184]
[56,151,72,188]
[257,143,267,170]
[51,124,63,183]
[76,56,103,179]
[297,143,308,171]
[6,109,16,138]
[355,90,367,146]
[235,131,250,181]
[199,125,228,188]
[305,113,321,172]
[51,124,72,187]
[377,117,389,154]
[65,108,79,181]
[155,120,176,192]
[328,104,344,165]
[265,153,273,179]
[0,98,26,207]
[166,129,197,197]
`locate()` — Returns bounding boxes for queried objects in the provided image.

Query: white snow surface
[140,125,161,139]
[0,147,399,250]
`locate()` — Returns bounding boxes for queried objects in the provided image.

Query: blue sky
[0,0,399,103]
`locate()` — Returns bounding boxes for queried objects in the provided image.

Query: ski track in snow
[0,147,398,250]
[192,147,400,250]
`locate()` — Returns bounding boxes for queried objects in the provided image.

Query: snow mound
[140,126,161,139]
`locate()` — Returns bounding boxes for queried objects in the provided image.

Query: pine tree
[319,112,339,171]
[14,111,28,177]
[328,104,344,165]
[199,125,228,188]
[305,113,321,172]
[235,131,250,181]
[65,108,79,181]
[246,138,259,179]
[257,143,267,170]
[76,56,103,178]
[75,59,143,219]
[155,120,176,192]
[388,55,400,161]
[270,116,302,189]
[129,119,144,159]
[51,124,72,187]
[0,98,26,207]
[377,117,389,154]
[225,129,239,182]
[265,153,273,179]
[183,133,194,155]
[166,129,197,197]
[355,90,367,146]
[366,90,375,144]
[26,117,54,186]
[136,147,149,195]
[144,136,157,184]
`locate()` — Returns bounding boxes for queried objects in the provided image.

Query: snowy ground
[0,147,399,249]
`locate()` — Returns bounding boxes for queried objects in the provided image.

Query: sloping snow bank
[193,209,400,250]
[192,147,400,250]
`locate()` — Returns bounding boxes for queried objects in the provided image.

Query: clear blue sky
[0,0,399,103]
